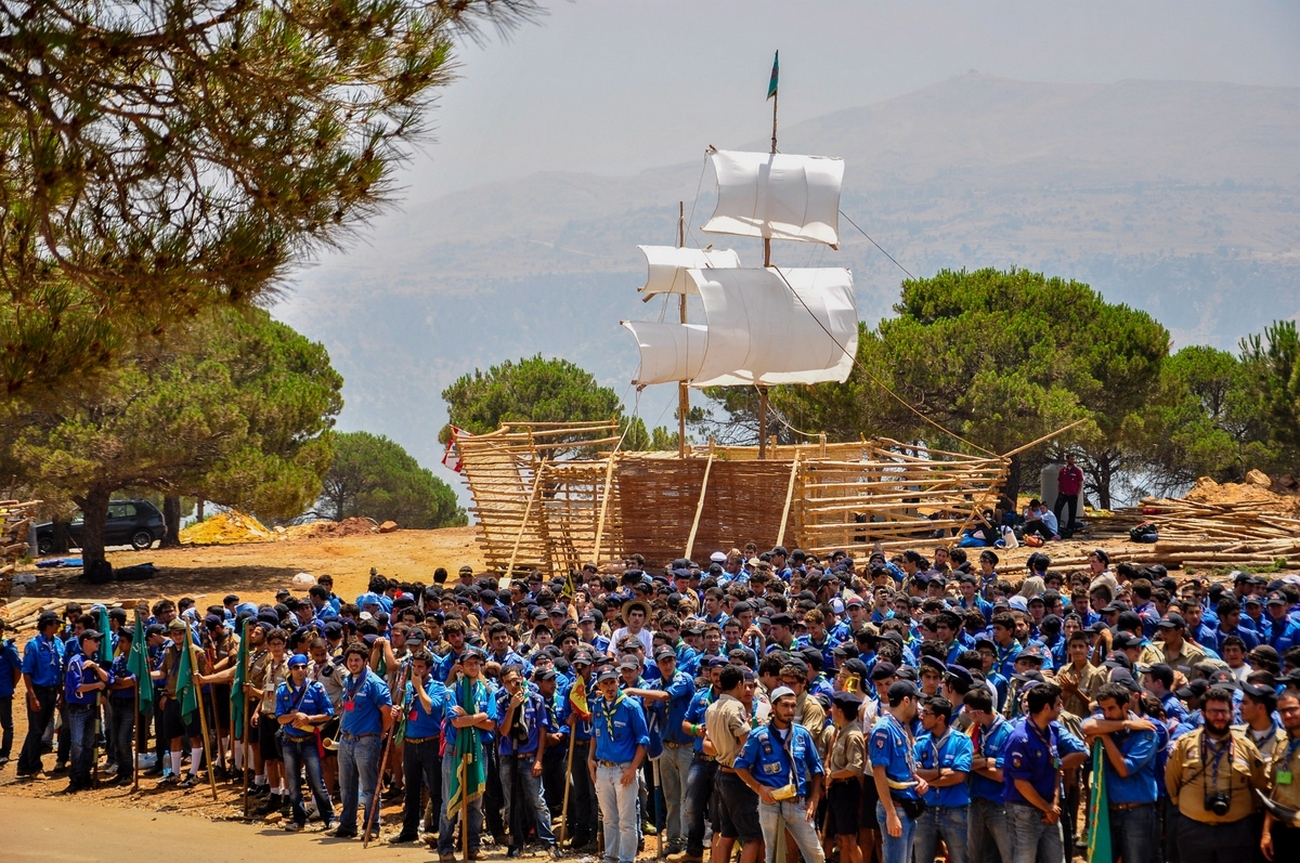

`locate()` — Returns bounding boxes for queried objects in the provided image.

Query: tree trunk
[76,486,112,566]
[51,520,72,554]
[162,495,182,548]
[1004,453,1023,501]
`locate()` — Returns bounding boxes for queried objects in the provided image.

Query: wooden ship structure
[449,65,1021,574]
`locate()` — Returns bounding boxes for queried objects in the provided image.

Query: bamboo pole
[503,463,546,578]
[460,754,470,863]
[684,450,715,560]
[591,454,617,567]
[189,643,220,802]
[775,456,800,549]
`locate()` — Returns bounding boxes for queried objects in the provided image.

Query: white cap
[710,551,728,563]
[770,686,796,702]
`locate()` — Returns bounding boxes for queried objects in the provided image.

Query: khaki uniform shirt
[796,691,831,758]
[1235,722,1288,771]
[1166,727,1270,824]
[827,724,866,777]
[705,694,751,768]
[259,655,288,715]
[1139,640,1208,682]
[1056,660,1107,718]
[1264,732,1300,818]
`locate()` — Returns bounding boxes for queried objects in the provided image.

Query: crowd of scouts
[3,545,1300,863]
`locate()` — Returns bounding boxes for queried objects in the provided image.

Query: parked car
[34,499,166,554]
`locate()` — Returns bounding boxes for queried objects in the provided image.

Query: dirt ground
[11,525,486,608]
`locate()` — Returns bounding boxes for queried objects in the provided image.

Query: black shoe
[328,827,358,839]
[59,781,84,794]
[51,762,68,775]
[255,794,280,816]
[389,834,419,845]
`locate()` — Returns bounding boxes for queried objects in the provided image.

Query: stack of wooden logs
[0,596,157,631]
[0,499,41,599]
[1138,495,1300,571]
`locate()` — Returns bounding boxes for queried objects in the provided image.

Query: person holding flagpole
[437,645,496,863]
[558,648,597,852]
[106,625,138,786]
[62,629,110,794]
[152,618,205,789]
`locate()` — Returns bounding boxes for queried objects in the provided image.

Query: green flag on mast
[230,618,249,738]
[767,51,779,100]
[126,609,154,715]
[177,638,199,725]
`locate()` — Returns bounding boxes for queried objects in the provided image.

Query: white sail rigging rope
[838,208,915,281]
[685,154,709,248]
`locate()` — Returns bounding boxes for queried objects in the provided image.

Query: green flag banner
[445,676,486,814]
[230,618,249,738]
[97,606,113,665]
[767,51,779,100]
[1087,738,1112,863]
[126,609,154,715]
[178,640,199,725]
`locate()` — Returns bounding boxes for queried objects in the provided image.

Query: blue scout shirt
[591,693,649,764]
[497,687,551,756]
[994,641,1022,681]
[734,722,824,798]
[338,667,392,736]
[0,636,21,697]
[275,678,334,740]
[441,675,498,743]
[969,715,1014,803]
[869,713,919,800]
[1099,723,1158,804]
[1160,691,1189,725]
[915,728,973,808]
[402,677,447,739]
[64,653,107,707]
[684,686,716,754]
[22,633,65,688]
[1003,717,1060,806]
[108,653,135,702]
[655,670,697,747]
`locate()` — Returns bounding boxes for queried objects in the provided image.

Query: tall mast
[759,55,778,460]
[677,201,688,458]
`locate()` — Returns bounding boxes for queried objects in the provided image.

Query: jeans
[67,704,97,785]
[402,737,441,838]
[1109,803,1156,863]
[758,799,826,863]
[338,734,382,835]
[658,744,694,852]
[501,752,556,849]
[969,797,1012,863]
[439,749,485,853]
[595,762,640,863]
[876,800,918,863]
[684,756,719,856]
[17,685,58,773]
[108,698,134,775]
[282,734,334,827]
[0,694,13,758]
[1007,802,1065,863]
[915,805,970,863]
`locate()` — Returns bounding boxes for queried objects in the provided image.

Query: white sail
[622,320,707,385]
[702,150,844,247]
[688,267,857,387]
[637,245,741,298]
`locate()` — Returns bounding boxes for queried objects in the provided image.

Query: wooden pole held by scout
[189,643,220,802]
[559,713,576,846]
[460,753,471,863]
[364,663,408,847]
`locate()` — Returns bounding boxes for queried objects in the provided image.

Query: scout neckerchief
[1027,716,1060,770]
[925,727,952,772]
[1202,731,1235,794]
[597,691,626,741]
[344,667,368,707]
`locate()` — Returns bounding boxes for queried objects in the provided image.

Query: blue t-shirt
[869,714,918,800]
[591,693,649,764]
[497,687,552,756]
[338,668,392,736]
[0,637,21,697]
[402,677,447,739]
[22,633,65,688]
[969,716,1014,803]
[275,679,335,739]
[108,654,135,701]
[734,723,824,798]
[915,728,973,808]
[441,675,498,743]
[1003,718,1059,806]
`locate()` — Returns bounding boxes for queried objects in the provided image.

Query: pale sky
[396,0,1300,204]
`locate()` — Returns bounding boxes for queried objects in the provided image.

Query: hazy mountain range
[274,73,1300,498]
